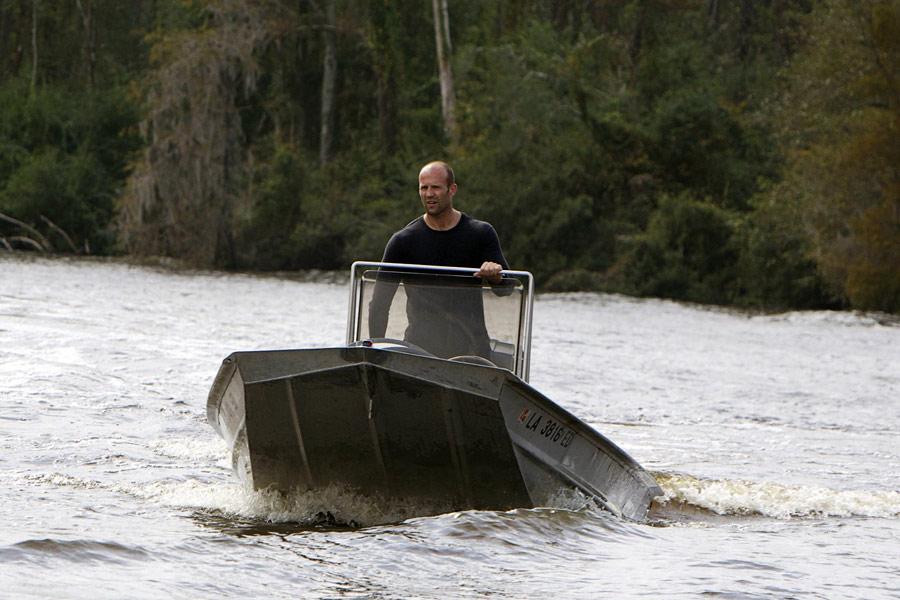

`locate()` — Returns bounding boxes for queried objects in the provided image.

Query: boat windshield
[346,262,534,381]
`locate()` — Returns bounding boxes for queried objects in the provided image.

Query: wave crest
[655,472,900,519]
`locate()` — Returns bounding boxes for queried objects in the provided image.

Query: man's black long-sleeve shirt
[368,214,509,358]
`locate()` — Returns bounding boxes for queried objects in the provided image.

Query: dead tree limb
[0,211,52,251]
[7,236,45,251]
[40,214,79,253]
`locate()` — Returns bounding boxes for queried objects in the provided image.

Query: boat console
[346,262,535,380]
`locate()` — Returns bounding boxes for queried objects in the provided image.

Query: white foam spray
[16,471,453,527]
[656,472,900,519]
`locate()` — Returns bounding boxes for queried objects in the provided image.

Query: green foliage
[234,143,307,269]
[453,21,632,284]
[732,192,837,310]
[0,79,139,252]
[846,201,900,312]
[767,0,900,312]
[648,89,773,210]
[2,0,896,312]
[234,140,418,270]
[622,194,739,304]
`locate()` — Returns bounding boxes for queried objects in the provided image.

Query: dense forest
[0,0,897,312]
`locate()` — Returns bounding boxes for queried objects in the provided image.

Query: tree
[432,0,457,145]
[119,0,286,266]
[74,0,96,88]
[770,0,900,311]
[319,0,337,165]
[30,0,37,93]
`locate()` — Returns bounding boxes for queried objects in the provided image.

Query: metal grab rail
[346,261,535,381]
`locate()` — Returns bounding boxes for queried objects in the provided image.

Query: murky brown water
[2,253,898,599]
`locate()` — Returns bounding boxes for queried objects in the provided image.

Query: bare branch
[7,236,46,252]
[0,211,52,251]
[40,214,79,253]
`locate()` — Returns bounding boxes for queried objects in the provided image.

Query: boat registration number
[518,408,575,449]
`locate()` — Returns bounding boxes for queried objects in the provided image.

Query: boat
[207,262,662,521]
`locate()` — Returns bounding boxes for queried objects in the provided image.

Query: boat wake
[653,472,900,520]
[15,470,459,527]
[188,484,461,528]
[14,468,643,530]
[184,484,615,529]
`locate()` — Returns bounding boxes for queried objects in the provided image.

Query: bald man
[369,161,509,359]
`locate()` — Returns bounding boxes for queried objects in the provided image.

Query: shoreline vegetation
[1,1,897,313]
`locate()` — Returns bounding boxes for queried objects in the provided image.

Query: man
[368,161,510,359]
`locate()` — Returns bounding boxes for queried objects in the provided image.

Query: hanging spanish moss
[119,0,286,266]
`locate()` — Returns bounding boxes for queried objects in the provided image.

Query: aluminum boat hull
[207,346,661,521]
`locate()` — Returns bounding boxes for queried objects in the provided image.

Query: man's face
[418,166,457,217]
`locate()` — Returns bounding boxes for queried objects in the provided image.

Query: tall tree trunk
[75,0,96,89]
[738,0,756,59]
[319,0,337,165]
[30,0,38,94]
[707,0,719,25]
[376,67,397,155]
[432,0,457,146]
[369,0,398,155]
[629,0,646,67]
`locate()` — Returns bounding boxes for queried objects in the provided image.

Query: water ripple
[1,538,152,565]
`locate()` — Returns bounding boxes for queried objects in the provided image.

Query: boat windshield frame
[346,261,535,381]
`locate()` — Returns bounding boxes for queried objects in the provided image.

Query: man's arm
[367,234,404,338]
[367,274,398,338]
[473,224,509,286]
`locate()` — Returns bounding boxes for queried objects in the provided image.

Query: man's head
[418,161,457,218]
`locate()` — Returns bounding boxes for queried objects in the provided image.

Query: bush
[732,197,838,310]
[234,143,418,271]
[622,194,738,304]
[543,268,604,293]
[648,90,772,210]
[0,149,117,252]
[844,200,900,313]
[0,79,139,253]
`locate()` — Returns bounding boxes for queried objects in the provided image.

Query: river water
[1,253,898,599]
